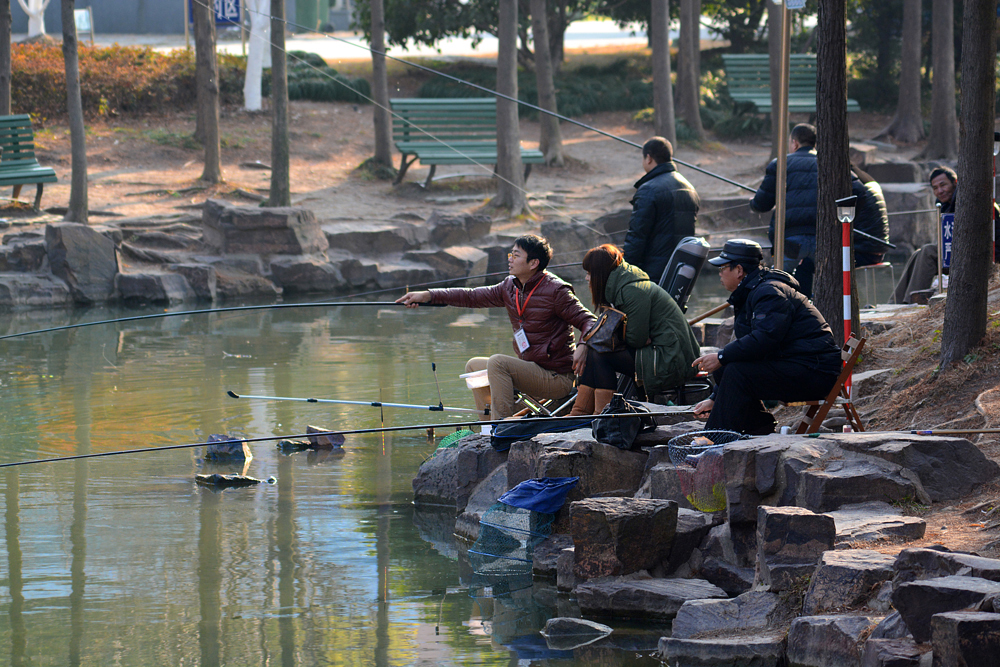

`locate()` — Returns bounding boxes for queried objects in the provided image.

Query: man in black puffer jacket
[623,136,700,284]
[691,239,842,435]
[751,123,819,297]
[851,165,890,267]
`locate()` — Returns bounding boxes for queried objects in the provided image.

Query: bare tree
[875,0,925,143]
[243,0,271,112]
[491,0,528,215]
[268,0,290,206]
[60,0,86,223]
[814,0,855,342]
[193,0,221,183]
[370,0,393,167]
[530,0,564,166]
[650,0,676,145]
[920,0,958,159]
[16,0,49,37]
[940,0,997,367]
[675,0,705,141]
[767,0,782,160]
[0,0,10,114]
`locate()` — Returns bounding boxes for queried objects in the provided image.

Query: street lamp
[836,195,858,224]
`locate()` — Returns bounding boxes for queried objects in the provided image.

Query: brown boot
[594,389,616,414]
[568,385,595,416]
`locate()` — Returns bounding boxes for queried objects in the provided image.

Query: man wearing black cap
[691,239,842,435]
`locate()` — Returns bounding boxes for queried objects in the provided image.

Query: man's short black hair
[791,123,817,147]
[514,234,552,272]
[929,166,957,184]
[642,136,673,164]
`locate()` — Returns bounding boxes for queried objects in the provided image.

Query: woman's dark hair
[582,244,624,306]
[514,234,552,271]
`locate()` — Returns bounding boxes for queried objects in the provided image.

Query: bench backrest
[390,98,499,145]
[0,114,43,169]
[721,54,817,98]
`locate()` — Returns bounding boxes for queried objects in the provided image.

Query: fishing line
[232,0,758,193]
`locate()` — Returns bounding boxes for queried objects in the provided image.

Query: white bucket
[459,369,490,389]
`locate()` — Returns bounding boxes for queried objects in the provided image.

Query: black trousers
[705,359,839,435]
[579,346,635,390]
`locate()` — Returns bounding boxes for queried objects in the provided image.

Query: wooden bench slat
[721,54,860,114]
[0,114,57,209]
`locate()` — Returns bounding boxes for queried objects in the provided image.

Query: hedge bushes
[13,43,246,121]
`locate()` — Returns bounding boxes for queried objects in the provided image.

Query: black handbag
[591,393,656,449]
[581,306,627,354]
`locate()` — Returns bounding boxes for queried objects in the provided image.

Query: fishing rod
[235,2,758,195]
[0,412,648,469]
[0,301,445,342]
[911,428,1000,435]
[226,390,485,415]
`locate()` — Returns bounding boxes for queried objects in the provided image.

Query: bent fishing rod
[0,412,648,469]
[234,1,757,195]
[227,390,484,415]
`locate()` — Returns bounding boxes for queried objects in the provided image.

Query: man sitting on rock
[396,234,595,419]
[690,239,842,435]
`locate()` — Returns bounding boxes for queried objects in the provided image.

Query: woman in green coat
[569,244,701,415]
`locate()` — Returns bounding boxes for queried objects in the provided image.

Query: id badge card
[513,328,530,353]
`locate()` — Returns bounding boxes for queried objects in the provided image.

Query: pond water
[0,274,728,667]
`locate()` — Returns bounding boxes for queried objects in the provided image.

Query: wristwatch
[717,350,724,365]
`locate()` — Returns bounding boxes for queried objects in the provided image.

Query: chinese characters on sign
[941,213,954,269]
[189,0,241,25]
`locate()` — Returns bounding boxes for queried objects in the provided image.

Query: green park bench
[0,114,58,211]
[390,98,545,188]
[721,54,861,115]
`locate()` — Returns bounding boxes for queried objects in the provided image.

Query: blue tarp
[498,477,579,514]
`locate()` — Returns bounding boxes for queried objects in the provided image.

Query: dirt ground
[12,66,1000,556]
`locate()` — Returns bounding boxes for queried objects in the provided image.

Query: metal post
[773,2,792,270]
[184,0,190,50]
[936,202,943,293]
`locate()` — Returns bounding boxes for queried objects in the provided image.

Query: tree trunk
[767,0,782,160]
[940,0,996,367]
[530,0,564,166]
[920,0,958,159]
[16,0,49,37]
[491,0,528,215]
[60,0,86,223]
[875,0,925,143]
[0,0,10,115]
[370,0,393,167]
[650,0,676,146]
[269,0,291,206]
[194,0,222,183]
[243,0,271,112]
[550,0,565,73]
[814,0,855,342]
[676,0,705,141]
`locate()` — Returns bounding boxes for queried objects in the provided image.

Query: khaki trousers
[465,355,575,419]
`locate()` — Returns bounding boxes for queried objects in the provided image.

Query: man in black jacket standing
[623,137,700,284]
[691,239,842,435]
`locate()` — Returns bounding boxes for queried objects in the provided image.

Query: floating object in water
[276,439,311,452]
[196,473,263,488]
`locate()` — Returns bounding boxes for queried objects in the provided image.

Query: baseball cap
[707,239,764,266]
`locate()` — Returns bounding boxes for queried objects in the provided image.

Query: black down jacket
[751,146,819,244]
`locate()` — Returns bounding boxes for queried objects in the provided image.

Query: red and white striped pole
[837,196,858,399]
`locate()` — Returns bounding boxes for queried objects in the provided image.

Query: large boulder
[202,199,328,256]
[46,222,118,303]
[803,550,897,614]
[427,211,491,247]
[825,502,926,546]
[411,434,505,511]
[893,548,1000,587]
[269,256,344,293]
[167,263,217,300]
[931,611,1000,666]
[659,634,787,667]
[671,591,783,639]
[115,272,195,304]
[0,273,72,306]
[756,506,835,592]
[786,615,876,667]
[797,457,927,512]
[402,246,488,279]
[860,638,923,667]
[575,577,727,619]
[0,235,46,272]
[570,497,677,579]
[454,463,508,542]
[892,575,1000,643]
[663,509,717,575]
[322,221,428,255]
[374,260,437,289]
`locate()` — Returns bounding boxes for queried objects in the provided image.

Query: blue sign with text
[941,212,953,269]
[189,0,241,25]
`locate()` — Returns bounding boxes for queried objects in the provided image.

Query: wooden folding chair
[789,335,866,434]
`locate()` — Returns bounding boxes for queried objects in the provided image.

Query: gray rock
[541,616,612,644]
[757,506,836,592]
[212,264,282,299]
[322,221,427,255]
[557,547,577,592]
[803,550,897,614]
[786,614,876,667]
[893,548,1000,586]
[411,434,505,511]
[402,246,488,279]
[871,611,911,640]
[167,264,217,300]
[374,260,437,289]
[659,634,786,667]
[575,577,727,619]
[570,497,677,579]
[662,509,716,575]
[640,463,698,510]
[331,255,379,288]
[0,273,72,306]
[892,575,1000,643]
[699,556,755,595]
[204,434,252,461]
[830,432,1000,502]
[930,611,1000,667]
[798,457,928,512]
[269,256,344,293]
[0,237,46,272]
[533,533,572,577]
[304,425,346,449]
[672,591,781,638]
[46,222,118,303]
[115,272,195,304]
[861,638,922,667]
[427,211,491,247]
[826,502,927,545]
[195,473,262,488]
[202,199,328,255]
[128,230,203,251]
[454,463,508,542]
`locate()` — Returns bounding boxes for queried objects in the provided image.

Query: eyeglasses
[508,252,523,261]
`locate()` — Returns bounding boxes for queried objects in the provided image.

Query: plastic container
[460,369,490,389]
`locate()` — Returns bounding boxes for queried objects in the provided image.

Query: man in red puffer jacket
[397,234,596,418]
